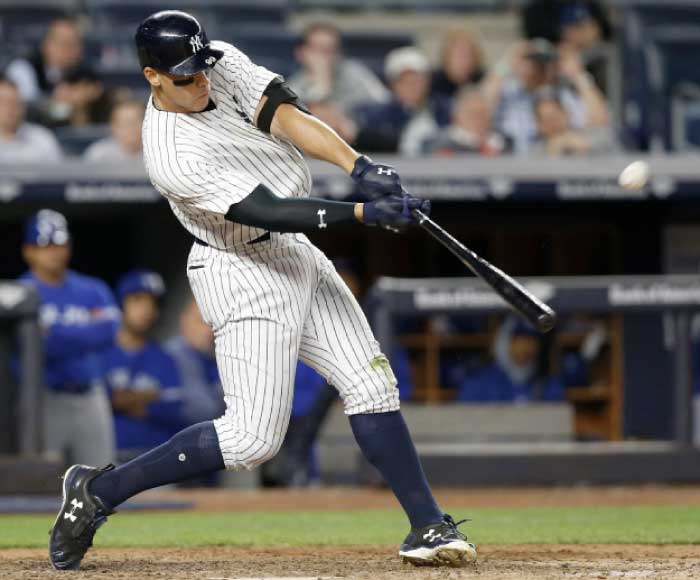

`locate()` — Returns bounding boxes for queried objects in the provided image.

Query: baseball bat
[411,209,556,333]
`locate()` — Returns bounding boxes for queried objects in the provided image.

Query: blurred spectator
[533,86,617,156]
[560,318,608,388]
[422,88,511,156]
[432,28,486,99]
[354,47,450,155]
[37,66,112,128]
[165,297,224,425]
[522,1,611,93]
[558,3,603,53]
[103,270,188,459]
[481,38,609,154]
[5,19,85,103]
[84,99,145,162]
[19,210,119,465]
[307,99,358,145]
[0,77,62,163]
[457,317,564,402]
[289,22,389,112]
[521,0,611,46]
[5,18,112,127]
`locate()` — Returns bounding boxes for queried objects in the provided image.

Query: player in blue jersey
[164,296,224,425]
[20,209,119,466]
[103,270,189,459]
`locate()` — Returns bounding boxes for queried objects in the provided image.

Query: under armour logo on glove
[190,34,204,53]
[63,498,83,523]
[423,529,442,542]
[205,56,216,66]
[351,155,402,200]
[317,209,327,229]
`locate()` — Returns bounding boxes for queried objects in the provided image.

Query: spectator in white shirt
[533,86,616,156]
[289,22,389,113]
[84,99,145,163]
[481,38,609,154]
[0,77,62,163]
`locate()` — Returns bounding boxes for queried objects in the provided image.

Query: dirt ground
[4,545,700,580]
[3,486,700,580]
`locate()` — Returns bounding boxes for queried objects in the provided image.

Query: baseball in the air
[618,160,650,191]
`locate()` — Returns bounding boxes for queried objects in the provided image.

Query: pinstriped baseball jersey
[142,40,312,249]
[141,40,400,471]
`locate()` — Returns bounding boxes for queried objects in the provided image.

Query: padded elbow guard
[257,79,309,133]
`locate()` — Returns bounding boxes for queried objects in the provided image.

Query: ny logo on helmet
[190,34,204,53]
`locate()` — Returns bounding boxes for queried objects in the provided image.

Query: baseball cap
[560,2,592,28]
[24,209,71,246]
[512,319,539,338]
[116,269,166,304]
[525,38,557,63]
[384,47,431,82]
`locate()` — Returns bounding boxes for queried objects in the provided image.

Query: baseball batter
[49,11,476,570]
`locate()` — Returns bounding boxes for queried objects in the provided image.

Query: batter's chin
[193,93,210,112]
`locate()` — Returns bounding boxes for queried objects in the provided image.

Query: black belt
[194,232,271,247]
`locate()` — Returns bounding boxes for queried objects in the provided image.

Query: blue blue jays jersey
[19,270,120,392]
[102,341,188,450]
[164,336,224,423]
[292,361,327,418]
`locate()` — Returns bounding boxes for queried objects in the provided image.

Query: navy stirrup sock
[89,421,225,510]
[349,411,443,529]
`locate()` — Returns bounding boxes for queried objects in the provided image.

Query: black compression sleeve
[225,184,357,232]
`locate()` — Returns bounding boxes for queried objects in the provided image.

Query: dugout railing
[366,275,700,485]
[0,281,63,494]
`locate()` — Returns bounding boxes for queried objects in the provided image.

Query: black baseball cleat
[49,464,115,571]
[399,514,477,567]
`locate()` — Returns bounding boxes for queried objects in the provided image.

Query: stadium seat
[646,31,700,150]
[98,67,147,91]
[207,0,289,27]
[85,0,289,37]
[54,124,110,156]
[619,6,700,151]
[294,0,504,11]
[671,84,700,151]
[225,26,297,77]
[342,31,415,78]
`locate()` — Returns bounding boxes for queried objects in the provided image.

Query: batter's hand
[351,155,402,199]
[362,194,431,232]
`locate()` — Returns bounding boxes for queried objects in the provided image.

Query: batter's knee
[339,352,401,415]
[213,416,285,470]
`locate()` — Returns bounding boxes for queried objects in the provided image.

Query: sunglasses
[170,70,210,87]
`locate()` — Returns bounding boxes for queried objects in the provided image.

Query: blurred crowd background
[2,0,700,487]
[1,0,688,163]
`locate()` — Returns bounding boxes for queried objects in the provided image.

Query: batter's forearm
[226,183,363,232]
[271,104,360,174]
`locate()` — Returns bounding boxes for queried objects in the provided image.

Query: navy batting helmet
[135,10,223,76]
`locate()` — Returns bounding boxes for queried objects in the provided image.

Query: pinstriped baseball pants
[187,232,400,471]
